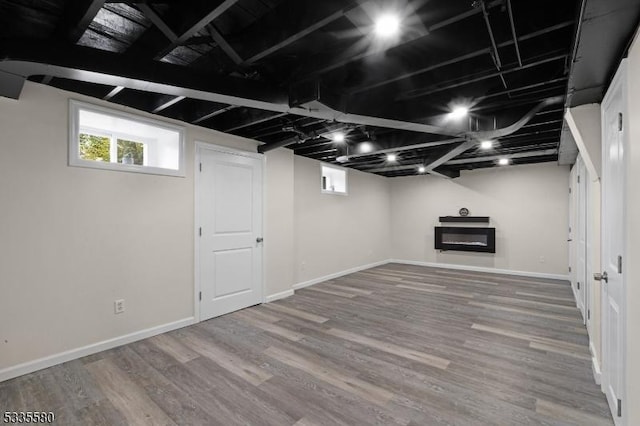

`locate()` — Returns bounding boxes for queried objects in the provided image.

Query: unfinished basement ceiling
[0,0,633,177]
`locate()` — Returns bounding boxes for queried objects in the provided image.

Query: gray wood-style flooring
[0,264,613,425]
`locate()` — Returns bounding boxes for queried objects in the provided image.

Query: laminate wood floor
[0,264,613,425]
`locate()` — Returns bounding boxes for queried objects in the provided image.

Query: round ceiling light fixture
[449,106,469,120]
[480,140,493,149]
[418,166,426,173]
[359,142,374,153]
[498,158,510,166]
[374,13,401,38]
[332,132,345,143]
[386,153,397,162]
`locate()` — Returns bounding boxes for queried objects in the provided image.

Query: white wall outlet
[539,256,545,263]
[114,299,125,314]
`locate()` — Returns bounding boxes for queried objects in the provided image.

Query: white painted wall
[624,29,640,426]
[0,82,294,375]
[293,156,391,285]
[265,148,295,298]
[390,163,571,276]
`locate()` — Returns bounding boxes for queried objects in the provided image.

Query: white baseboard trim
[293,260,389,290]
[0,317,195,383]
[389,259,569,281]
[590,341,602,385]
[265,289,295,302]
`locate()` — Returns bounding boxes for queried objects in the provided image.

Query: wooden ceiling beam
[59,0,107,43]
[206,24,243,65]
[293,0,504,80]
[153,0,241,60]
[241,0,361,64]
[136,3,178,42]
[349,20,574,96]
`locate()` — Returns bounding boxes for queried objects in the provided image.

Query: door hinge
[577,281,580,290]
[569,266,572,273]
[199,163,202,172]
[618,255,622,274]
[618,113,623,132]
[199,227,202,237]
[587,309,590,320]
[617,399,622,417]
[577,175,580,183]
[199,291,202,301]
[569,226,572,233]
[569,187,572,194]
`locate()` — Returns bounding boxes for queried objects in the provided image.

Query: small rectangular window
[321,164,347,195]
[69,100,185,176]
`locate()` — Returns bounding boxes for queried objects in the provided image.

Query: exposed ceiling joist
[151,95,185,113]
[153,0,241,60]
[136,3,178,42]
[224,111,287,133]
[60,0,107,43]
[242,0,362,64]
[398,52,568,100]
[294,0,505,80]
[103,85,124,100]
[192,105,238,124]
[207,24,243,65]
[349,20,574,96]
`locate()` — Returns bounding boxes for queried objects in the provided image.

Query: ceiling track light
[386,153,397,162]
[418,166,426,173]
[498,158,510,166]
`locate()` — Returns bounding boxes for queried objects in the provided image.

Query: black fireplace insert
[434,226,496,253]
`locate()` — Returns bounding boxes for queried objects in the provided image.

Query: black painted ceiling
[0,0,617,177]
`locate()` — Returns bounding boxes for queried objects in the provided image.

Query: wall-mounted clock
[459,207,469,217]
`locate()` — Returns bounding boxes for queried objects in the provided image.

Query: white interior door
[601,64,626,423]
[576,156,587,320]
[569,165,577,299]
[198,145,263,321]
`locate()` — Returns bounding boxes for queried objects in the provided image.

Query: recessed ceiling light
[387,153,397,162]
[498,158,510,166]
[359,142,373,153]
[480,140,493,149]
[449,106,469,120]
[332,132,345,142]
[374,13,400,38]
[418,166,426,173]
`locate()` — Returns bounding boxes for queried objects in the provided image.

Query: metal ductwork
[334,96,563,168]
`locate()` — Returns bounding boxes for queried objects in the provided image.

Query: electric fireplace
[435,226,496,253]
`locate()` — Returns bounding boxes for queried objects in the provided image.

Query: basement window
[321,164,347,195]
[69,100,185,177]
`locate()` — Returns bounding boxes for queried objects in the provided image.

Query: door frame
[194,142,266,323]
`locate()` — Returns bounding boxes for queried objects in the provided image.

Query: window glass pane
[79,133,111,162]
[117,139,144,165]
[321,165,347,194]
[70,101,185,177]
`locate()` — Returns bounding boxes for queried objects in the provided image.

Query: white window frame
[69,100,186,177]
[321,163,348,195]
